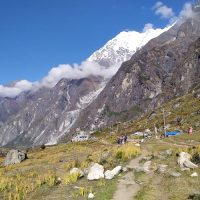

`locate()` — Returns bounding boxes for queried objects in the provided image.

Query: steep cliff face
[71,14,200,134]
[0,76,105,147]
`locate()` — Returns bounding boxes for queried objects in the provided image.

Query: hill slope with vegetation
[0,89,199,200]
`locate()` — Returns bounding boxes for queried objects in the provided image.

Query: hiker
[117,137,121,145]
[188,127,193,135]
[124,134,128,143]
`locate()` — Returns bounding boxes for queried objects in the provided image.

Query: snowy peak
[88,26,171,67]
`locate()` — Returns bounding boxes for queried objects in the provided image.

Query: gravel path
[112,153,145,200]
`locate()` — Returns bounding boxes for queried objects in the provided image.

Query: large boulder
[87,163,104,180]
[105,166,122,180]
[4,149,27,166]
[178,152,198,169]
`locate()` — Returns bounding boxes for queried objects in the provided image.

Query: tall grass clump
[63,172,80,185]
[116,143,141,161]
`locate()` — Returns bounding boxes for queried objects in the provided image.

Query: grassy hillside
[0,91,199,200]
[0,141,140,200]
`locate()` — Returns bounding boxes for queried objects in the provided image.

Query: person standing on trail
[188,127,193,135]
[124,134,128,143]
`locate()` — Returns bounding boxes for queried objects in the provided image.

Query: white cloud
[0,61,120,98]
[152,1,197,25]
[14,80,34,91]
[143,23,154,32]
[153,1,175,19]
[40,61,120,88]
[0,85,21,98]
[179,2,195,20]
[0,80,37,98]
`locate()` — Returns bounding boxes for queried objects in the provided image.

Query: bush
[40,144,46,150]
[115,144,141,161]
[192,152,200,164]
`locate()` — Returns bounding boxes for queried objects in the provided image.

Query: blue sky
[0,0,190,84]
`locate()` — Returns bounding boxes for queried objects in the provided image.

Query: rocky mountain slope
[0,26,169,147]
[70,5,200,135]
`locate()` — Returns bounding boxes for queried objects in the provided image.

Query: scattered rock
[56,177,62,184]
[180,167,190,171]
[99,150,111,164]
[126,165,134,170]
[122,167,128,172]
[88,193,95,199]
[193,89,200,99]
[82,168,89,176]
[105,166,122,180]
[169,171,181,177]
[70,168,84,178]
[143,161,152,172]
[157,154,167,160]
[194,122,200,127]
[148,111,157,119]
[4,149,27,166]
[178,152,198,169]
[160,149,172,156]
[140,139,144,143]
[157,164,168,173]
[87,163,104,180]
[191,172,198,177]
[183,160,198,169]
[173,103,180,109]
[143,156,153,161]
[135,161,151,173]
[135,143,140,147]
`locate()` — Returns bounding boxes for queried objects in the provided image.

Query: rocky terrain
[72,6,200,134]
[0,88,200,199]
[0,23,168,147]
[0,3,200,147]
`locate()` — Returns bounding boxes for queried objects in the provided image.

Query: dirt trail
[112,152,146,200]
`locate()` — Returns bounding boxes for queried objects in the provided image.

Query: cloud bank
[152,1,196,24]
[0,61,120,98]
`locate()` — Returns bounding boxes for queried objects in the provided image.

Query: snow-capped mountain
[88,26,171,67]
[0,25,171,147]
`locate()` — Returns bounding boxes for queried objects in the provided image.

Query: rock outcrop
[71,9,200,134]
[4,149,27,166]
